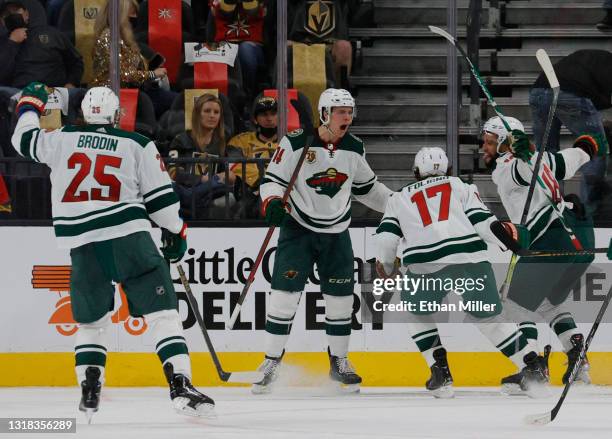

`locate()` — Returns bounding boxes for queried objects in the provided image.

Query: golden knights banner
[264,88,300,132]
[74,0,106,84]
[194,62,229,96]
[148,0,182,83]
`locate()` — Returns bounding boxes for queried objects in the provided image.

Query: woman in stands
[91,0,176,118]
[168,93,241,215]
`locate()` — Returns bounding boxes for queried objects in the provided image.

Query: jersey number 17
[410,182,451,227]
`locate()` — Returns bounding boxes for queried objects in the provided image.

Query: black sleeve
[59,33,84,86]
[0,38,20,86]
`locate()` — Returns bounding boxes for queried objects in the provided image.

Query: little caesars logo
[306,168,348,198]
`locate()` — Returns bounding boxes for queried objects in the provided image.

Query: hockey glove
[490,220,530,254]
[375,258,400,279]
[160,223,188,263]
[16,82,48,116]
[510,130,534,162]
[262,197,289,226]
[573,134,607,158]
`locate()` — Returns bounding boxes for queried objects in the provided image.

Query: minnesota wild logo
[306,168,348,198]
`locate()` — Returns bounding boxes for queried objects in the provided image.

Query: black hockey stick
[177,264,264,383]
[525,281,612,425]
[517,247,607,258]
[227,135,313,330]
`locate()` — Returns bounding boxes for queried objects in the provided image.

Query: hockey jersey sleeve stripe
[351,182,375,195]
[18,128,39,161]
[376,222,403,237]
[380,216,400,226]
[464,207,490,215]
[54,206,148,237]
[511,161,529,186]
[145,192,179,214]
[550,152,566,180]
[265,171,289,186]
[352,175,377,188]
[143,184,174,201]
[402,239,487,265]
[467,211,494,226]
[261,176,288,188]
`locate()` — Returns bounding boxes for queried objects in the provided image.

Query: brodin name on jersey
[306,168,348,198]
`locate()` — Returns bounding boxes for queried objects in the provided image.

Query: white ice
[1,385,612,439]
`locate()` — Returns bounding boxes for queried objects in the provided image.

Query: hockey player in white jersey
[482,116,604,389]
[11,83,214,420]
[376,147,548,398]
[253,88,392,393]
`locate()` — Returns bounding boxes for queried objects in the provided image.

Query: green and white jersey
[376,176,504,272]
[12,111,182,248]
[261,127,392,233]
[491,149,589,242]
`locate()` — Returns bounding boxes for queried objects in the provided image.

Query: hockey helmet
[81,87,120,125]
[413,147,449,178]
[482,116,525,152]
[318,88,356,125]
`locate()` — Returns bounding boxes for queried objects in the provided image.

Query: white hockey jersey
[12,111,182,248]
[492,149,589,242]
[376,176,505,272]
[260,128,392,233]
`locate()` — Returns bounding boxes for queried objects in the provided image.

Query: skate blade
[251,383,273,395]
[500,383,524,396]
[430,385,454,399]
[80,408,97,424]
[172,398,216,419]
[333,381,361,394]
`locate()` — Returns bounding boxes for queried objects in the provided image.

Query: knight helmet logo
[305,0,336,39]
[83,7,98,19]
[306,168,348,198]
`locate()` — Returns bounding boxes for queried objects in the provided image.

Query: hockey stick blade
[535,49,560,88]
[524,412,552,426]
[428,25,455,44]
[226,371,264,384]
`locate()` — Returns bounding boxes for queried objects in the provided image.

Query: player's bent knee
[268,289,302,318]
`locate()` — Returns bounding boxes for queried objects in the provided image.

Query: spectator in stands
[597,0,612,30]
[227,94,279,217]
[529,49,612,216]
[91,0,177,118]
[266,0,355,87]
[209,0,267,100]
[0,0,83,88]
[168,93,241,213]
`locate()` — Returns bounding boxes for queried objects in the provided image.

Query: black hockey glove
[490,220,530,254]
[160,224,188,263]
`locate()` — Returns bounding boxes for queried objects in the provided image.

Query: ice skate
[563,334,591,385]
[79,366,101,424]
[164,363,215,417]
[328,348,362,393]
[252,351,284,395]
[501,345,550,396]
[426,348,454,399]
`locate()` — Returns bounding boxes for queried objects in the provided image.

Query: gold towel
[74,0,107,84]
[292,43,327,127]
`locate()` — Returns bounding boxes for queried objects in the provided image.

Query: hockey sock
[324,294,353,357]
[518,321,539,344]
[146,309,191,379]
[475,321,536,369]
[407,321,442,367]
[265,290,302,358]
[537,299,579,352]
[75,312,111,385]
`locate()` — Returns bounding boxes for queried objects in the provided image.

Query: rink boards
[1,226,612,387]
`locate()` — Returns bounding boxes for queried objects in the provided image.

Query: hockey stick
[525,279,612,425]
[227,135,313,330]
[176,264,264,383]
[498,49,563,300]
[517,247,607,258]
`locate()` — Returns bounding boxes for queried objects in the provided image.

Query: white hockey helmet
[482,116,525,152]
[318,88,356,125]
[81,87,120,125]
[413,147,449,178]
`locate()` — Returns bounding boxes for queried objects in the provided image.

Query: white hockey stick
[177,265,264,383]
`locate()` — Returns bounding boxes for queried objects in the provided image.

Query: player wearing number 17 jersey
[11,83,214,420]
[376,147,548,398]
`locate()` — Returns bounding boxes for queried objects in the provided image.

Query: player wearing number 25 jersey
[12,84,214,420]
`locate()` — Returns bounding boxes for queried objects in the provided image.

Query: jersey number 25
[410,182,451,227]
[62,152,122,202]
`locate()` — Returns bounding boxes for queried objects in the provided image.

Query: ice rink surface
[1,385,612,439]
